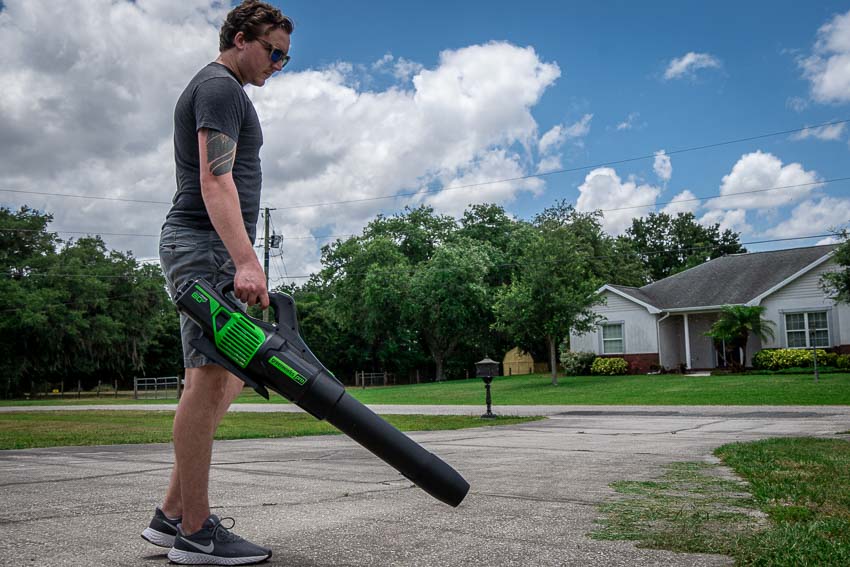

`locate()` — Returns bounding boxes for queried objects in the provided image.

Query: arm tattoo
[206,131,237,176]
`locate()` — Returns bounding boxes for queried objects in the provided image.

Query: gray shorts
[159,224,245,368]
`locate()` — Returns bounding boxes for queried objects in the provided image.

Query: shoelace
[211,517,245,543]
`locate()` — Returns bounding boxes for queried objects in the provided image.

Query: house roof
[608,285,660,309]
[615,244,838,310]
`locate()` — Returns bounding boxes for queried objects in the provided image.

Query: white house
[569,245,849,372]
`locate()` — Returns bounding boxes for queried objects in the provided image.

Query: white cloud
[0,1,562,281]
[653,150,672,182]
[790,122,846,141]
[538,125,566,154]
[616,112,641,131]
[564,113,593,138]
[660,190,699,215]
[800,9,850,103]
[372,53,424,81]
[255,42,560,231]
[419,150,544,217]
[536,155,563,174]
[699,209,752,234]
[786,96,809,112]
[708,151,823,210]
[576,168,661,235]
[664,52,722,80]
[538,113,593,154]
[763,197,850,238]
[536,114,592,173]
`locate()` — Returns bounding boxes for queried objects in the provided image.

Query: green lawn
[0,411,541,450]
[593,437,850,565]
[344,372,850,405]
[3,372,848,407]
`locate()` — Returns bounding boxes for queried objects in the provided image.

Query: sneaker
[141,507,181,548]
[167,515,272,565]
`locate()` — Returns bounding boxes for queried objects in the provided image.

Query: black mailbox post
[475,357,500,419]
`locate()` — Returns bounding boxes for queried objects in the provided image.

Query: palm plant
[705,305,775,369]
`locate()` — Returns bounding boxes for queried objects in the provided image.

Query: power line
[3,175,848,241]
[272,119,850,211]
[2,118,848,211]
[6,233,836,282]
[0,189,170,205]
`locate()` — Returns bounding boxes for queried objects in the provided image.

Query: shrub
[837,354,850,370]
[751,348,829,370]
[560,350,596,376]
[820,352,838,367]
[591,357,629,376]
[752,349,775,370]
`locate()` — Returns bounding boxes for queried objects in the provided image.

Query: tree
[535,200,647,287]
[494,204,606,385]
[0,207,177,397]
[315,234,423,377]
[405,240,495,381]
[821,230,850,303]
[0,206,59,278]
[362,205,457,265]
[704,305,775,369]
[455,203,522,285]
[625,212,745,282]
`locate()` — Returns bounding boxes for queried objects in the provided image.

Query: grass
[592,437,850,565]
[345,372,850,405]
[4,372,849,407]
[0,411,541,450]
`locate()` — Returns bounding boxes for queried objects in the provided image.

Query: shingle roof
[608,285,659,308]
[615,245,837,310]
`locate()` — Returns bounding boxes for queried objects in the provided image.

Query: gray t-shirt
[165,62,263,242]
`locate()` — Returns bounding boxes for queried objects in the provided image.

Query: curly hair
[219,0,294,52]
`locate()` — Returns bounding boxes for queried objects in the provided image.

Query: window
[601,323,624,354]
[785,311,829,348]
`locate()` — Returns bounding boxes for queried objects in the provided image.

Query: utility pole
[263,207,271,322]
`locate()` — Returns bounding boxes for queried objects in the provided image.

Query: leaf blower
[174,277,470,507]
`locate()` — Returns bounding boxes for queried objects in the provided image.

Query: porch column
[683,313,692,370]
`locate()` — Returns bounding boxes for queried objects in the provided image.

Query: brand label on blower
[269,356,307,385]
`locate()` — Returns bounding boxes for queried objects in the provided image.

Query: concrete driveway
[1,405,848,566]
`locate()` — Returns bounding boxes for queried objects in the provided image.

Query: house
[569,244,849,373]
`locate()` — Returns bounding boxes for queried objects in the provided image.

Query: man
[142,2,293,564]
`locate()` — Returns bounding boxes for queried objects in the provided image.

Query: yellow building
[502,347,548,376]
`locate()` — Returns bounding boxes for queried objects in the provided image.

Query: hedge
[591,357,629,376]
[751,348,845,370]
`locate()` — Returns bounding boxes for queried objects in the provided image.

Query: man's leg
[162,364,244,533]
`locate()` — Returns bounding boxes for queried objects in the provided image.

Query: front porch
[658,311,761,371]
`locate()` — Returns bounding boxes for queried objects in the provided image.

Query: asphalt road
[1,405,848,566]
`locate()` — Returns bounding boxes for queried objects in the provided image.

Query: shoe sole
[141,527,176,548]
[167,548,270,565]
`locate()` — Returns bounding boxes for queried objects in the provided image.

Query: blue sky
[275,0,850,238]
[0,0,848,283]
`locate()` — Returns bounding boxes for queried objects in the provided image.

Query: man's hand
[234,261,270,309]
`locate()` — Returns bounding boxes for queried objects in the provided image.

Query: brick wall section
[597,353,660,374]
[833,345,850,355]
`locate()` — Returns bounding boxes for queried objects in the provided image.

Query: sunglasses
[256,37,290,68]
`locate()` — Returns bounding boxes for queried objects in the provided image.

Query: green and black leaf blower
[174,277,470,507]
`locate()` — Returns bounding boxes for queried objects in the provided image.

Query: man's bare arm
[198,127,269,308]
